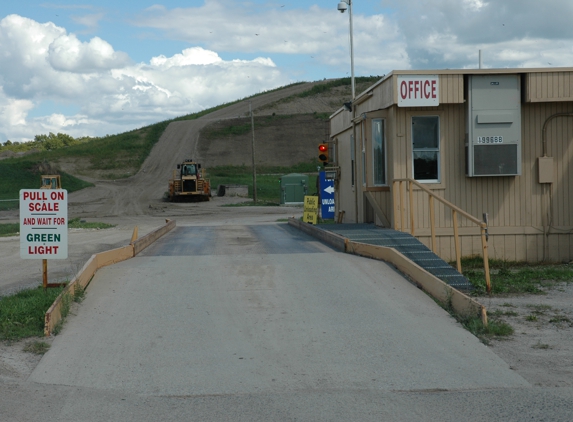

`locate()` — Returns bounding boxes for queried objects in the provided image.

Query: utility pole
[249,101,257,203]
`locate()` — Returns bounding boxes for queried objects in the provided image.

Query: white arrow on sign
[324,185,335,195]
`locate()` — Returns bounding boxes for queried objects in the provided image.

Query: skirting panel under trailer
[288,218,486,323]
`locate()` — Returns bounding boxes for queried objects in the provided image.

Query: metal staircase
[320,224,473,291]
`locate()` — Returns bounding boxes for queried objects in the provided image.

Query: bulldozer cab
[40,175,61,189]
[181,164,197,177]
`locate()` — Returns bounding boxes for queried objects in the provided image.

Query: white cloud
[71,12,105,30]
[48,34,131,73]
[381,0,573,69]
[150,47,222,67]
[134,1,407,75]
[0,14,290,142]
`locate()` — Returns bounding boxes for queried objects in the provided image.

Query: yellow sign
[303,196,319,213]
[303,211,317,224]
[303,196,318,224]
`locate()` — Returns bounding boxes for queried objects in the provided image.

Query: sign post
[20,189,68,288]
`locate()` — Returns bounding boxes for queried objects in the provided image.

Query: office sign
[397,75,439,107]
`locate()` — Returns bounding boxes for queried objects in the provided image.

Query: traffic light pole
[249,101,257,203]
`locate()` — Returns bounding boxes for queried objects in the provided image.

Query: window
[412,116,440,182]
[372,119,386,185]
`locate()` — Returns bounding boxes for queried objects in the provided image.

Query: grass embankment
[458,256,573,295]
[0,161,93,211]
[0,287,64,340]
[209,161,320,204]
[261,76,381,111]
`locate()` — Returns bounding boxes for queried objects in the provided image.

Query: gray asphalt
[8,223,573,420]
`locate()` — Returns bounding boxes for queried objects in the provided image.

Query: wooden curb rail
[44,219,176,336]
[287,218,487,324]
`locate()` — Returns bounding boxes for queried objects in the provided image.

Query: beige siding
[439,74,464,104]
[330,110,351,137]
[526,72,573,103]
[334,128,356,223]
[387,101,573,262]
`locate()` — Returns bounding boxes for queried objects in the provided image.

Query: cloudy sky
[1,0,572,143]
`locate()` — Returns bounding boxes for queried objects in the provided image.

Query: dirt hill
[198,114,329,168]
[195,79,377,168]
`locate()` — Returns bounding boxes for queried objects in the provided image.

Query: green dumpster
[280,173,309,205]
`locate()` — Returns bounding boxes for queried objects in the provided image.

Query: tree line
[1,133,96,153]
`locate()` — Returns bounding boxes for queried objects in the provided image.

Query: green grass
[0,223,19,237]
[68,218,115,230]
[23,340,51,354]
[488,309,519,317]
[209,161,320,203]
[525,314,538,321]
[0,286,64,340]
[0,160,93,209]
[461,316,514,344]
[7,122,170,178]
[295,76,381,98]
[432,293,514,343]
[458,257,573,295]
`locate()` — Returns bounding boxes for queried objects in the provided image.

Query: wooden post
[429,195,436,253]
[452,210,462,273]
[42,259,48,290]
[481,306,488,328]
[481,226,491,294]
[130,226,139,243]
[392,181,398,230]
[399,181,405,232]
[409,181,415,236]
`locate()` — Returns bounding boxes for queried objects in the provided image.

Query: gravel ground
[480,283,573,387]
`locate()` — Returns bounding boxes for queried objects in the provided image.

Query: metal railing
[393,178,491,294]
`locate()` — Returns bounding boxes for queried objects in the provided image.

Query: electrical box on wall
[466,75,522,177]
[538,156,554,184]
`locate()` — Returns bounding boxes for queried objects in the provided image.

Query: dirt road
[68,82,322,219]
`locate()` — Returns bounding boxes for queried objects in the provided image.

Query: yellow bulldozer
[167,159,211,202]
[40,175,62,189]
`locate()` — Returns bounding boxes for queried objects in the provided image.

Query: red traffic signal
[318,143,329,165]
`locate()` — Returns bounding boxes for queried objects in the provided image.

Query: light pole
[337,0,358,222]
[337,0,355,100]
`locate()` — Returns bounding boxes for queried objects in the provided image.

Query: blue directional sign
[319,171,335,219]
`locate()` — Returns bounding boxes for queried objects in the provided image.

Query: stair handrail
[392,178,491,294]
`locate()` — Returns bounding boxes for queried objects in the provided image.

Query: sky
[1,0,572,143]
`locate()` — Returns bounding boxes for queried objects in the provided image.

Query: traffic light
[318,143,329,165]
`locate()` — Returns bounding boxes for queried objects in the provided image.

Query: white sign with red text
[20,189,68,259]
[397,75,439,107]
